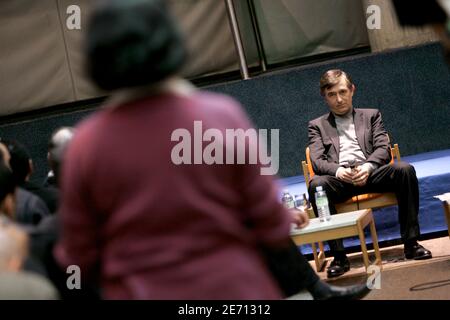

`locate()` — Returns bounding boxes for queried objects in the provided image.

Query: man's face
[323,76,355,116]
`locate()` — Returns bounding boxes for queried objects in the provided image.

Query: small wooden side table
[290,209,382,272]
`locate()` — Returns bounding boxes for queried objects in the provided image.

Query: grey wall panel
[1,44,449,182]
[169,0,240,77]
[253,0,369,63]
[0,0,75,116]
[0,0,242,116]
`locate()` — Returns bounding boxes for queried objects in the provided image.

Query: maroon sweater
[55,91,292,299]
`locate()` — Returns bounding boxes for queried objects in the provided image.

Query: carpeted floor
[316,236,450,299]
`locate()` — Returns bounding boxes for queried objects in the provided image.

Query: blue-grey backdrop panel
[1,43,449,183]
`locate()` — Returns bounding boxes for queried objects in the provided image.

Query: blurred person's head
[48,127,75,185]
[1,140,33,185]
[0,141,11,169]
[0,162,16,220]
[86,0,187,91]
[0,220,28,272]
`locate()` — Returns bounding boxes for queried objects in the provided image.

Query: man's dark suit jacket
[308,108,391,176]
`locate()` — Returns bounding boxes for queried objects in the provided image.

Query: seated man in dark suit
[307,69,432,278]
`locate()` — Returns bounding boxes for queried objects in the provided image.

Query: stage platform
[279,149,450,253]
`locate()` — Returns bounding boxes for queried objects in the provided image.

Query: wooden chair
[301,142,401,271]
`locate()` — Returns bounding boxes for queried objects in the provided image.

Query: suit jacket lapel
[325,113,340,158]
[353,109,367,158]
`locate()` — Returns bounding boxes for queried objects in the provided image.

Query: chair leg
[319,241,324,253]
[317,242,326,271]
[311,242,320,271]
[310,242,326,272]
[357,222,370,270]
[369,220,383,269]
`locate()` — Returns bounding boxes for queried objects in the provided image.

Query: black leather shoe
[404,243,432,260]
[314,283,371,300]
[327,256,350,278]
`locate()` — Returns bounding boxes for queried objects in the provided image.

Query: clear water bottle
[315,186,331,222]
[281,189,295,209]
[294,195,302,208]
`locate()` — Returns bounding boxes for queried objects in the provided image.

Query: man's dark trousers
[308,162,421,254]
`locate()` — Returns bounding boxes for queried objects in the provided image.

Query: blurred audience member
[0,143,12,169]
[8,140,58,213]
[0,140,50,225]
[31,127,99,299]
[3,139,58,213]
[0,217,28,272]
[45,127,75,188]
[0,162,16,221]
[0,164,59,299]
[0,221,59,299]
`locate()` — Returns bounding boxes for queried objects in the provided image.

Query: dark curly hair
[86,0,187,91]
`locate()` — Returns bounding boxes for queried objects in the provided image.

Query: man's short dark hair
[319,69,354,96]
[86,0,187,91]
